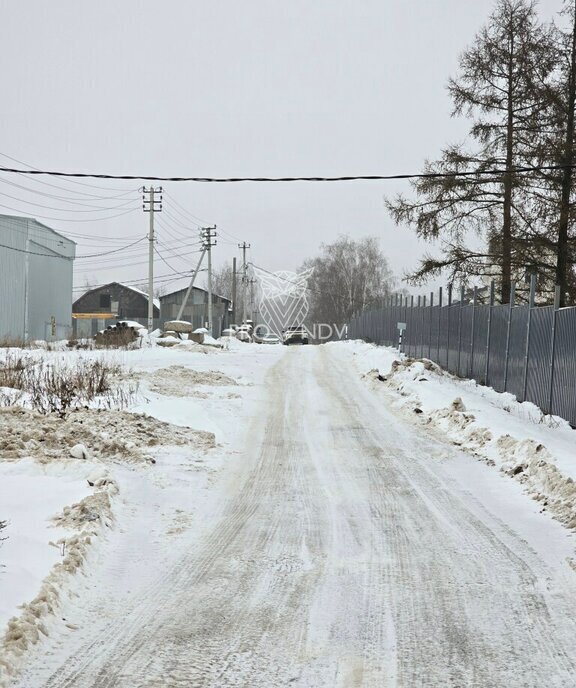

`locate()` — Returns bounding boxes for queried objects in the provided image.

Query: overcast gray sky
[0,0,566,298]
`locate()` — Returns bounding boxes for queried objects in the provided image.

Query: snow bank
[329,340,576,533]
[0,459,117,687]
[0,340,282,684]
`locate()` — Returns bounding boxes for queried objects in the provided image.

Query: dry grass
[0,337,31,349]
[95,328,140,349]
[0,353,136,416]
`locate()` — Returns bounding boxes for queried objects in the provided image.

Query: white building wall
[0,216,27,340]
[0,215,75,341]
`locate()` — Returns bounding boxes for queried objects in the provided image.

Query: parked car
[261,333,280,345]
[282,326,309,345]
[236,324,252,343]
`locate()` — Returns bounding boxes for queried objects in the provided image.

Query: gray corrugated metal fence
[348,284,576,427]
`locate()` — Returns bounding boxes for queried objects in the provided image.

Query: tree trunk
[556,5,576,307]
[501,23,514,305]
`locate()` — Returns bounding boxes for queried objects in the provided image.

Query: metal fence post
[547,285,561,415]
[403,295,409,355]
[484,280,495,386]
[437,286,443,363]
[457,285,464,377]
[469,286,478,378]
[420,294,426,358]
[446,284,452,370]
[409,295,414,356]
[503,282,515,392]
[522,273,537,402]
[428,292,433,360]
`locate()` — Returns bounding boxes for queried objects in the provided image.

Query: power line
[0,187,138,213]
[163,192,245,243]
[248,262,325,297]
[0,152,137,193]
[72,271,197,293]
[153,244,195,275]
[0,175,139,207]
[0,203,140,223]
[0,241,73,259]
[1,163,576,183]
[76,237,147,259]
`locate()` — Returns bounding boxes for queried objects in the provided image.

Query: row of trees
[386,0,576,305]
[211,236,395,328]
[300,236,395,326]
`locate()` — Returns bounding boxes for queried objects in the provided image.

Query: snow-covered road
[12,345,576,687]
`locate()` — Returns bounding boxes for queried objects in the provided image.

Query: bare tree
[210,262,246,323]
[300,236,395,326]
[134,283,167,299]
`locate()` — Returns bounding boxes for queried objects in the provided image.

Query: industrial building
[160,286,231,335]
[0,214,76,341]
[72,282,160,338]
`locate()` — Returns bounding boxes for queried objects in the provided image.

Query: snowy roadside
[327,340,576,538]
[0,340,283,686]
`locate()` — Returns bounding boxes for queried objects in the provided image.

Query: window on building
[100,294,111,309]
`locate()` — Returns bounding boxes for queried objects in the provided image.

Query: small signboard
[397,322,407,332]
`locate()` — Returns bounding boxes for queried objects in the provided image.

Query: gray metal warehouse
[0,214,76,341]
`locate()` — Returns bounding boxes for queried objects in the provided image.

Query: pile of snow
[156,335,180,347]
[0,339,281,683]
[0,459,117,686]
[202,334,223,348]
[329,341,576,533]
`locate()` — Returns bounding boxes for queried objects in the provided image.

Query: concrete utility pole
[238,241,251,324]
[142,186,163,332]
[203,226,217,335]
[176,244,206,322]
[231,256,237,325]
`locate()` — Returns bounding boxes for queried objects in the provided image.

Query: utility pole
[176,242,206,322]
[231,257,237,325]
[238,241,250,324]
[142,186,162,332]
[203,226,217,335]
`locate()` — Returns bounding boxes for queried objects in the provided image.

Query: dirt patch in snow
[140,365,238,398]
[0,406,215,464]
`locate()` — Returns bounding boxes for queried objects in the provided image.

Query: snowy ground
[328,341,576,536]
[2,340,576,687]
